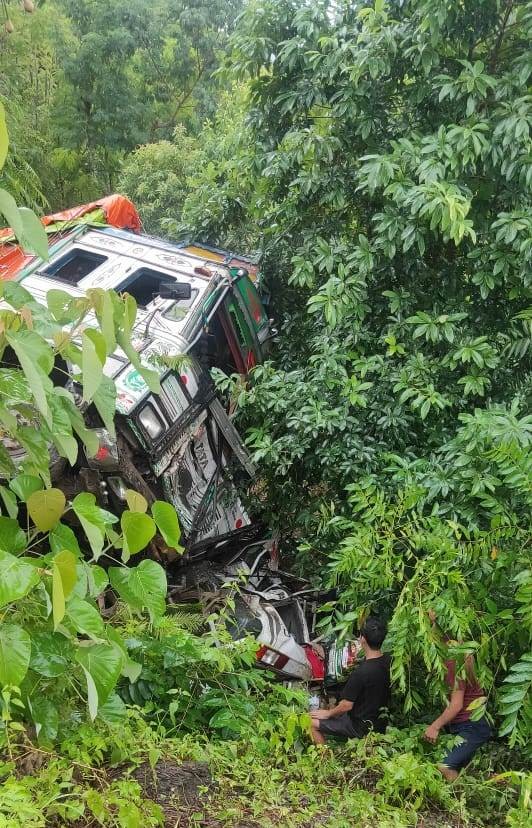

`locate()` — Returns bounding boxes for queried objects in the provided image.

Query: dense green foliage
[177,0,532,747]
[0,0,242,207]
[1,1,531,825]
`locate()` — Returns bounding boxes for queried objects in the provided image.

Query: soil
[122,759,218,827]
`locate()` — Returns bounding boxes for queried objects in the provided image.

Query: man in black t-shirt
[310,617,390,744]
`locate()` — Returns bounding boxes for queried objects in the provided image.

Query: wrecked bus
[1,198,347,685]
[2,215,270,554]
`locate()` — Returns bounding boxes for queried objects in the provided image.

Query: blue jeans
[443,717,491,771]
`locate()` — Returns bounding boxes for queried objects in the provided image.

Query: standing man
[424,610,491,781]
[310,617,390,744]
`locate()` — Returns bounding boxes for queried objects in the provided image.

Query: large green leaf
[47,393,79,466]
[30,631,75,678]
[67,595,105,640]
[0,549,40,607]
[72,492,117,559]
[18,207,48,260]
[27,488,66,533]
[125,490,147,514]
[30,697,59,745]
[115,297,160,395]
[106,626,142,683]
[0,485,18,519]
[88,289,116,353]
[9,474,43,503]
[49,522,81,558]
[1,281,35,310]
[98,692,126,724]
[92,375,117,439]
[109,560,166,622]
[152,500,183,551]
[6,330,54,427]
[76,643,123,720]
[87,564,109,597]
[16,426,51,482]
[0,189,23,239]
[121,511,156,557]
[0,624,31,687]
[0,517,27,554]
[81,329,106,403]
[46,289,82,324]
[53,549,77,598]
[50,550,77,629]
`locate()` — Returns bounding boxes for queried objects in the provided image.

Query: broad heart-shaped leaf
[27,488,66,533]
[71,562,89,600]
[51,550,77,629]
[0,102,8,170]
[67,595,105,640]
[2,280,36,310]
[92,375,117,439]
[152,500,183,551]
[116,317,161,395]
[6,330,54,427]
[30,697,59,745]
[76,643,123,720]
[106,626,142,683]
[0,549,40,608]
[88,289,116,353]
[98,692,126,724]
[52,564,66,629]
[47,289,82,324]
[30,631,75,677]
[47,392,79,466]
[16,425,51,482]
[87,564,109,597]
[80,665,99,721]
[0,485,18,518]
[0,516,27,554]
[72,492,117,560]
[125,490,148,514]
[121,511,156,557]
[49,522,81,558]
[0,189,23,238]
[18,207,49,260]
[109,560,167,622]
[0,623,31,687]
[81,329,106,403]
[9,474,43,503]
[53,550,77,599]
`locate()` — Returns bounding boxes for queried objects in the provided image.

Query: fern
[165,604,206,633]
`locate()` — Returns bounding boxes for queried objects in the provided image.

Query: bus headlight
[138,404,164,441]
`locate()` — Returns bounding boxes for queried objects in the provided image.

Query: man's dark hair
[360,616,387,649]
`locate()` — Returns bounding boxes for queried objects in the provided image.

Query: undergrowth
[0,712,529,828]
[0,611,530,828]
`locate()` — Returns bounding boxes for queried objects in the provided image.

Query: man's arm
[311,699,354,720]
[424,687,465,743]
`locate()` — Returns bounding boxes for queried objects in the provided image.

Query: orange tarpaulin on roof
[0,194,141,281]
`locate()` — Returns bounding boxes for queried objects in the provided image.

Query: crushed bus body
[0,196,349,685]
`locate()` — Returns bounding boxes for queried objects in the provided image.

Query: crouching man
[310,617,390,744]
[424,610,491,781]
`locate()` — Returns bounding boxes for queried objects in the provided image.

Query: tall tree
[56,0,243,191]
[182,0,532,532]
[179,0,532,745]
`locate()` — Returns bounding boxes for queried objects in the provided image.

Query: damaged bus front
[5,223,271,555]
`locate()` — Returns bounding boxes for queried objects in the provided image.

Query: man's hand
[310,709,330,721]
[424,724,440,744]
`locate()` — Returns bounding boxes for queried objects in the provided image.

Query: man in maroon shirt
[424,611,491,781]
